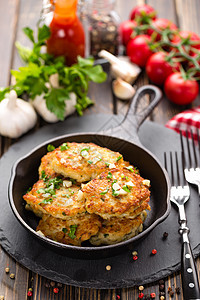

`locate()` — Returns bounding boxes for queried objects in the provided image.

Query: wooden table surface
[0,0,200,299]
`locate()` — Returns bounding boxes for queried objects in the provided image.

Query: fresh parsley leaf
[23,27,35,43]
[0,87,10,101]
[68,224,77,239]
[82,64,107,83]
[38,24,51,42]
[47,144,55,152]
[45,88,70,120]
[15,41,32,63]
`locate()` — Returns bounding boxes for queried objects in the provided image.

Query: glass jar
[86,0,120,59]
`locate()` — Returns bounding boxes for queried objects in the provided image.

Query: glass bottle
[46,0,85,66]
[86,0,120,59]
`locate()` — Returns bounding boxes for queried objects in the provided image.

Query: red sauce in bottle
[47,0,85,66]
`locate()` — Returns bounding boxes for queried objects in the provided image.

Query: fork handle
[181,240,200,299]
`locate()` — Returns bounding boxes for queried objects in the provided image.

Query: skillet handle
[123,84,162,133]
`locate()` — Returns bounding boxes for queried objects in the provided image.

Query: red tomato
[164,72,199,105]
[147,18,177,40]
[119,20,137,46]
[171,30,200,56]
[130,4,157,21]
[126,35,153,67]
[146,52,180,86]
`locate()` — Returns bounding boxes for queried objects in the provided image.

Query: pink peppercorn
[27,291,32,297]
[116,296,120,299]
[53,287,59,294]
[133,255,138,261]
[138,292,144,298]
[151,249,157,255]
[150,292,156,298]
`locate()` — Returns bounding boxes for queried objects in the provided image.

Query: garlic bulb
[32,73,76,123]
[112,78,136,100]
[98,50,141,84]
[0,90,37,138]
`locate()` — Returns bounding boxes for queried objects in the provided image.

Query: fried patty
[50,142,124,182]
[36,213,102,246]
[90,211,147,246]
[23,177,86,220]
[39,150,58,178]
[82,168,150,219]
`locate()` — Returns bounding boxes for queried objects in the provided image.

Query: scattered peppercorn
[159,284,165,291]
[139,292,144,299]
[28,288,33,292]
[27,291,32,297]
[45,282,50,288]
[163,232,168,239]
[5,267,9,274]
[133,255,138,261]
[175,287,180,294]
[132,251,138,256]
[151,249,157,255]
[106,265,111,271]
[160,296,165,300]
[139,285,144,291]
[53,287,59,294]
[168,287,172,293]
[169,291,174,297]
[10,273,15,279]
[50,281,55,287]
[159,292,165,296]
[116,296,120,300]
[57,282,63,288]
[150,292,156,298]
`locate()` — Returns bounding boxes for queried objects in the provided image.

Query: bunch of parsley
[0,25,107,120]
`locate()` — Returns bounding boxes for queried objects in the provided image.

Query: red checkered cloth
[165,106,200,141]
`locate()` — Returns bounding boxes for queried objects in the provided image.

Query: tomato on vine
[119,20,137,46]
[164,72,199,105]
[147,18,177,40]
[126,34,153,67]
[171,30,200,56]
[146,52,180,86]
[130,4,157,22]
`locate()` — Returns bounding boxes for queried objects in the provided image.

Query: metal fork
[164,151,200,300]
[180,130,200,197]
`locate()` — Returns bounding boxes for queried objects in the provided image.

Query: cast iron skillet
[8,85,171,259]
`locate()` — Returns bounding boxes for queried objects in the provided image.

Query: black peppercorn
[163,232,168,239]
[175,287,180,294]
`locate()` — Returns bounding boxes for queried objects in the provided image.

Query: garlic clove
[98,50,141,84]
[112,78,136,100]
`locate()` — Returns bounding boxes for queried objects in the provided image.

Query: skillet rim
[8,132,171,253]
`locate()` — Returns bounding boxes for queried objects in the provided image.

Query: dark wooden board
[0,114,199,289]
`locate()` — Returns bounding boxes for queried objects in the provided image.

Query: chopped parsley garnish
[47,144,55,152]
[116,155,122,162]
[41,170,49,181]
[68,224,78,239]
[62,212,66,216]
[125,176,129,180]
[69,178,77,184]
[88,160,93,164]
[62,228,68,233]
[60,143,69,151]
[105,162,109,167]
[126,165,139,174]
[37,176,63,204]
[111,180,119,197]
[39,198,53,205]
[122,185,131,193]
[100,187,109,195]
[107,172,113,179]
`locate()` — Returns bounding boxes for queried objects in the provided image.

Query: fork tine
[190,129,198,168]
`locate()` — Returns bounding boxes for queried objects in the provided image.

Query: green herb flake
[62,228,68,233]
[122,185,131,193]
[88,160,93,164]
[68,224,78,239]
[62,211,67,216]
[107,172,113,179]
[116,155,122,162]
[100,187,109,195]
[105,162,110,167]
[47,144,55,152]
[126,166,134,172]
[60,143,69,151]
[125,176,129,180]
[39,198,53,205]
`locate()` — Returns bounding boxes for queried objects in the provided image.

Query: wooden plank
[0,0,19,87]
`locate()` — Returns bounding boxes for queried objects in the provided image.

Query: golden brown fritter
[38,150,58,178]
[82,168,150,219]
[50,142,124,182]
[36,213,102,246]
[23,177,86,220]
[90,211,147,246]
